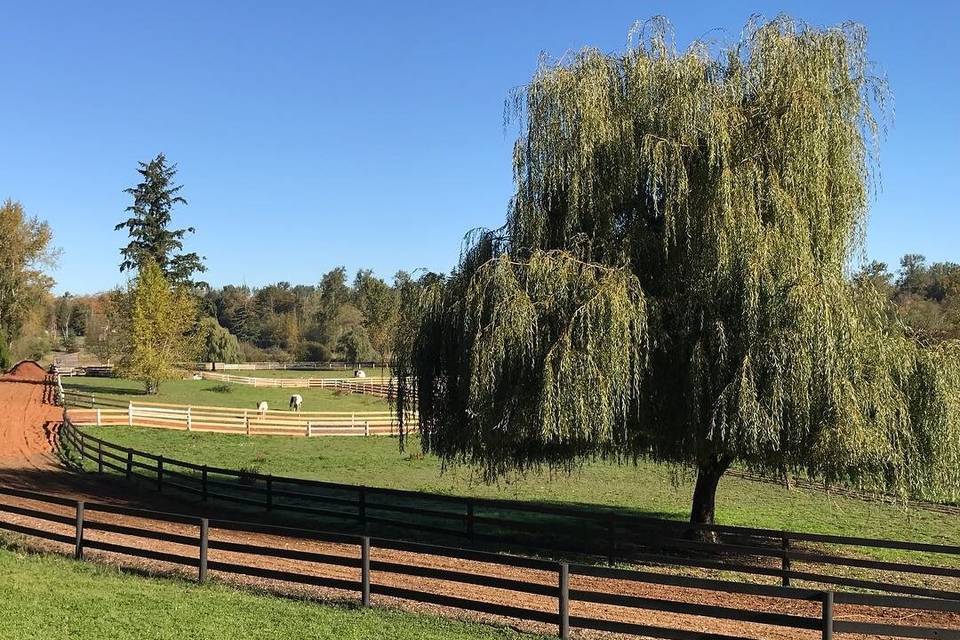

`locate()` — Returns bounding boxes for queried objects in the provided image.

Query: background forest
[10,267,411,366]
[7,255,952,367]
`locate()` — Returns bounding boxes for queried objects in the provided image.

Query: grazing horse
[289,394,303,412]
[256,401,268,416]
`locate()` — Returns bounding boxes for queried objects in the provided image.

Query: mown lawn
[79,426,960,550]
[62,376,389,413]
[0,544,542,640]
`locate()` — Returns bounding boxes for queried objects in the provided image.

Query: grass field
[0,544,540,640]
[78,426,960,550]
[63,376,389,412]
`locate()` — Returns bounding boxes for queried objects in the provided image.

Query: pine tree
[116,154,206,286]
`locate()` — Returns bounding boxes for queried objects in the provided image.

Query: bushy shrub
[299,341,332,362]
[0,341,11,370]
[62,335,80,353]
[24,337,52,361]
[238,341,272,362]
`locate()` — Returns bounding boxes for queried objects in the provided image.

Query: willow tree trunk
[689,456,731,540]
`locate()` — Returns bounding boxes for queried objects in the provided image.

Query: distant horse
[256,401,268,416]
[289,394,303,412]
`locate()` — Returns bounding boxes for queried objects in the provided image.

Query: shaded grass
[80,426,960,552]
[0,544,541,640]
[62,376,389,413]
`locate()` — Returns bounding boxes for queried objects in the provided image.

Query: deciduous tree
[116,260,199,393]
[0,199,58,352]
[199,317,243,364]
[395,17,960,526]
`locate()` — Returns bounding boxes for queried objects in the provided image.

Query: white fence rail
[66,401,418,437]
[189,361,381,371]
[199,371,394,397]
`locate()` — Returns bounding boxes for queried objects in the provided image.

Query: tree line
[0,155,411,383]
[201,267,407,365]
[856,256,960,344]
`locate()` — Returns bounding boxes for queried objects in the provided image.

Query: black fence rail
[1,484,958,640]
[58,416,960,603]
[60,389,128,410]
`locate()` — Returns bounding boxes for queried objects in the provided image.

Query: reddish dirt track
[0,362,62,469]
[0,363,957,640]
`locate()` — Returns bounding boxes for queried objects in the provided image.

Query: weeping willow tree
[394,17,960,526]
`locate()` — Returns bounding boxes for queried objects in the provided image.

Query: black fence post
[266,475,273,511]
[822,591,833,640]
[125,450,132,480]
[157,456,164,493]
[359,486,367,530]
[96,442,103,473]
[74,501,84,560]
[361,536,371,607]
[781,533,792,587]
[201,465,208,502]
[198,518,209,583]
[466,498,475,541]
[78,432,85,466]
[558,562,570,640]
[607,513,616,565]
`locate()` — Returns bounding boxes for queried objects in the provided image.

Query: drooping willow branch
[395,16,960,503]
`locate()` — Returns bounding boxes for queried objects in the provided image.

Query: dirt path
[0,364,957,640]
[0,362,62,471]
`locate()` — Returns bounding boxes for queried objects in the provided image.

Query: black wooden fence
[1,484,958,639]
[57,416,960,605]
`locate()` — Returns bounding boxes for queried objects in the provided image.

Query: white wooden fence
[66,401,418,437]
[199,371,394,398]
[190,361,381,371]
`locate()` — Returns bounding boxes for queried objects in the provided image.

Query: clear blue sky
[1,1,957,294]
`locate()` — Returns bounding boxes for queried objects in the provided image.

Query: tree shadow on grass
[62,381,147,398]
[0,453,701,567]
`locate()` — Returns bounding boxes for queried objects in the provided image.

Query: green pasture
[62,376,389,413]
[0,544,540,640]
[78,426,960,554]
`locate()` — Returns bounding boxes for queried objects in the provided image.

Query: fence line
[4,483,959,639]
[190,361,382,371]
[64,402,417,437]
[198,371,394,398]
[57,416,960,604]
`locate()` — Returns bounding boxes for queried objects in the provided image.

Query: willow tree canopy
[394,17,960,517]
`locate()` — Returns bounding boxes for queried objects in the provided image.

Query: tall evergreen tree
[395,17,960,526]
[116,154,205,286]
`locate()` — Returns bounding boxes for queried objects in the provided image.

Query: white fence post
[128,402,133,426]
[364,421,370,436]
[96,409,101,427]
[351,413,355,429]
[187,406,192,432]
[306,421,311,437]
